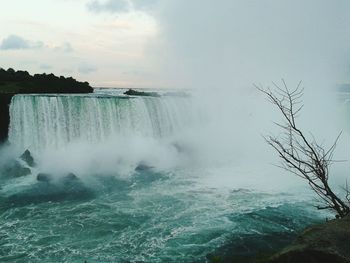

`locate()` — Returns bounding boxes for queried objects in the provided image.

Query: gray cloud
[131,0,159,11]
[150,0,350,90]
[87,0,158,13]
[1,35,29,50]
[0,35,44,50]
[78,64,98,74]
[87,0,129,13]
[1,35,75,55]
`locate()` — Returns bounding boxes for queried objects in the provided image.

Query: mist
[4,1,350,192]
[141,0,350,191]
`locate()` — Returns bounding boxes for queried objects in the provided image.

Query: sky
[1,0,350,89]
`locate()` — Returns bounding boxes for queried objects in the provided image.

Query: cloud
[78,64,98,74]
[149,0,350,90]
[0,35,74,55]
[87,0,158,13]
[131,0,159,11]
[54,42,74,53]
[0,35,43,50]
[87,0,129,13]
[0,35,29,50]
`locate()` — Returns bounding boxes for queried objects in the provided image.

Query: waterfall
[8,94,195,152]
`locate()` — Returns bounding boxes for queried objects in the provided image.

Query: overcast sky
[1,0,350,89]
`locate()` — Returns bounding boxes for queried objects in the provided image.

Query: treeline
[0,68,93,94]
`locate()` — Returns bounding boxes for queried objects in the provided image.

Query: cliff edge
[267,215,350,263]
[0,68,93,142]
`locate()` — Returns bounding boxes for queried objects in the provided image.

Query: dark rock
[267,215,350,263]
[5,181,94,207]
[135,163,153,171]
[61,173,79,185]
[37,173,53,182]
[124,89,160,97]
[37,172,78,184]
[2,160,31,178]
[172,142,185,153]
[0,94,13,143]
[65,173,78,181]
[20,149,36,167]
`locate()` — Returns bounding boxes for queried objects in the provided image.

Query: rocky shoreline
[265,215,350,263]
[206,213,350,263]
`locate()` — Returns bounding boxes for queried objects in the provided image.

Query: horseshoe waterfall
[0,91,325,262]
[8,94,194,152]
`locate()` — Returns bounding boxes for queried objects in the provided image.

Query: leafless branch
[258,80,350,218]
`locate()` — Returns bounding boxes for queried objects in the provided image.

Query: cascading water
[0,91,327,262]
[8,94,195,152]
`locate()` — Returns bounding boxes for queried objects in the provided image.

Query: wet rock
[37,173,53,182]
[6,181,94,207]
[61,173,79,185]
[0,94,13,143]
[3,160,31,178]
[172,142,183,153]
[37,172,78,184]
[135,163,153,171]
[267,215,350,263]
[65,173,78,181]
[124,89,160,97]
[20,149,36,167]
[172,142,192,154]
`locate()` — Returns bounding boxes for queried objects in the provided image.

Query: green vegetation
[0,68,93,94]
[0,67,93,142]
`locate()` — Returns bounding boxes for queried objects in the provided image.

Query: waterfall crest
[9,94,194,152]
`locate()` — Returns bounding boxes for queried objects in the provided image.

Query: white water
[8,94,196,153]
[1,91,333,262]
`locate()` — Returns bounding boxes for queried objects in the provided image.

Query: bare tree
[257,80,350,218]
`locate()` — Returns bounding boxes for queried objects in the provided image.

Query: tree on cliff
[0,67,93,93]
[258,80,350,218]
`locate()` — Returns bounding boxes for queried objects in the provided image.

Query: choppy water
[0,166,323,263]
[0,91,328,262]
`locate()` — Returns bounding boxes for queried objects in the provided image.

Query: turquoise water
[0,92,326,262]
[0,166,323,262]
